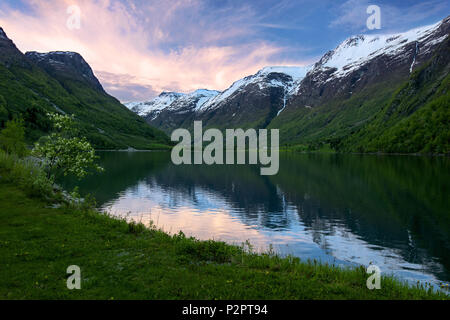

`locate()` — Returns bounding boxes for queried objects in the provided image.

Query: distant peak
[159,91,184,97]
[190,89,220,95]
[255,65,313,82]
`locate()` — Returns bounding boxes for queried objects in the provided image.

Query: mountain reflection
[61,151,450,286]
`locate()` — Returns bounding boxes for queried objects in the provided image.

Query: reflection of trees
[271,153,450,281]
[60,152,170,204]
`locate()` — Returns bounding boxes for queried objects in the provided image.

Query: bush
[0,118,28,157]
[0,150,54,199]
[32,113,103,179]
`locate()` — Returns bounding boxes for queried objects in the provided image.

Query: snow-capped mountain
[127,65,313,132]
[125,89,219,122]
[314,21,445,81]
[128,16,449,135]
[126,66,309,117]
[126,92,184,118]
[125,89,220,132]
[289,16,449,110]
[199,65,312,113]
[170,89,220,112]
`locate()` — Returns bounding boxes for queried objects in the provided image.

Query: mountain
[126,89,221,132]
[0,27,170,150]
[128,16,450,154]
[127,92,185,117]
[25,51,105,92]
[127,65,311,132]
[271,16,449,153]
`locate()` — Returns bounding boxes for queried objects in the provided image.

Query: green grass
[0,151,448,299]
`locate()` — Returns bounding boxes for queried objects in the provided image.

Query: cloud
[329,0,449,32]
[0,0,310,102]
[96,71,159,102]
[329,0,370,31]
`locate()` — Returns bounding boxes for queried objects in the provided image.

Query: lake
[61,151,450,287]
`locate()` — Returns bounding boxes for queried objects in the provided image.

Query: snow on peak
[166,89,220,112]
[127,17,448,120]
[200,65,312,112]
[125,89,220,117]
[190,89,220,111]
[256,66,312,82]
[317,21,444,79]
[125,91,184,117]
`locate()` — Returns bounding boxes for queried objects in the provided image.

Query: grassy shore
[0,151,447,299]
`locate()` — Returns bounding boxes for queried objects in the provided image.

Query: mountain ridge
[126,16,450,153]
[0,28,170,149]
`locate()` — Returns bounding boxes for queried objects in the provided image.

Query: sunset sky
[0,0,448,102]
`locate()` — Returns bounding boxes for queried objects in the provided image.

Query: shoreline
[1,150,448,299]
[96,148,449,157]
[0,181,447,299]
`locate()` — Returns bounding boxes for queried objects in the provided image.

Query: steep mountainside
[128,16,449,153]
[270,17,449,150]
[127,89,221,132]
[0,27,169,149]
[337,36,450,154]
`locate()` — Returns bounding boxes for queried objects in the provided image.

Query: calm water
[62,151,450,287]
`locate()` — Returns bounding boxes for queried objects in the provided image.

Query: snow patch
[200,65,312,112]
[317,21,443,79]
[125,90,219,117]
[125,92,184,117]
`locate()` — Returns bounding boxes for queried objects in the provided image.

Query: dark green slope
[0,28,169,149]
[269,38,449,154]
[268,78,402,147]
[338,38,450,154]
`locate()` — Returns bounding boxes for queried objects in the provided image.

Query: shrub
[0,118,28,157]
[32,113,103,179]
[0,150,54,199]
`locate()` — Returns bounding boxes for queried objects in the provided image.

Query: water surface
[61,152,450,287]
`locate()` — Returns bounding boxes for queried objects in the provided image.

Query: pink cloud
[0,0,310,101]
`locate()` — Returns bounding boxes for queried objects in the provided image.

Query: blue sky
[0,0,449,101]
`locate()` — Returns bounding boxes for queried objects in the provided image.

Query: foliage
[32,113,103,179]
[0,95,8,126]
[0,118,28,157]
[0,150,55,199]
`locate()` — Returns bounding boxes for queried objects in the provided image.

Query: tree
[0,95,8,127]
[32,113,103,179]
[0,118,28,157]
